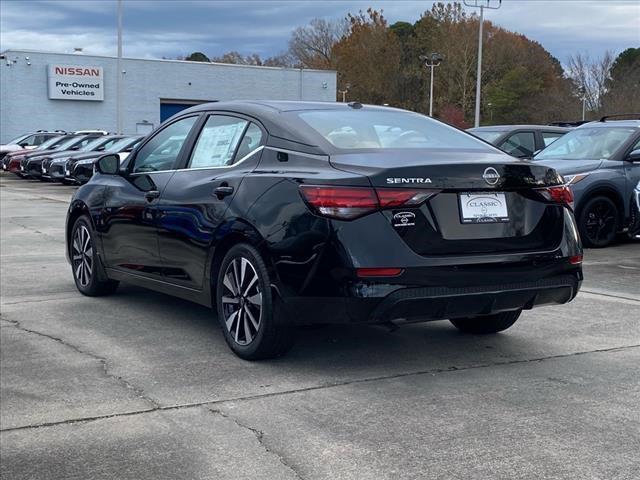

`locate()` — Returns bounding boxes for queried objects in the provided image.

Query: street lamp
[338,83,351,103]
[420,53,444,117]
[464,0,502,127]
[578,86,587,121]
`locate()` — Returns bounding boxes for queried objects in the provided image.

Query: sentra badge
[387,178,432,184]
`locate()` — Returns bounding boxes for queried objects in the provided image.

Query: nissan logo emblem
[482,167,500,185]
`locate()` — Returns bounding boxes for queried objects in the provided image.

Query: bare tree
[288,18,348,69]
[567,51,615,114]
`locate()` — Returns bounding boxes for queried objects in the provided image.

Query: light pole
[464,0,502,127]
[420,53,444,117]
[338,83,351,103]
[578,86,587,121]
[116,0,123,134]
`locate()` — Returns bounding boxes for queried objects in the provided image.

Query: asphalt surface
[1,173,639,480]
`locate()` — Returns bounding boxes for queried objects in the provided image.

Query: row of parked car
[2,114,639,248]
[467,117,640,247]
[1,130,143,185]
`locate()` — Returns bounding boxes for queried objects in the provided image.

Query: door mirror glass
[96,154,120,175]
[628,149,640,162]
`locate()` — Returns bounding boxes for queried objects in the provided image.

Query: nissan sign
[47,65,104,101]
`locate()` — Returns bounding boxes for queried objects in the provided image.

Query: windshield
[296,109,491,150]
[52,136,83,150]
[470,130,505,143]
[79,137,108,152]
[6,134,30,145]
[35,136,64,150]
[535,126,638,160]
[106,137,141,153]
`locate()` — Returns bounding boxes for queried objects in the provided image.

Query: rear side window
[500,132,535,157]
[296,110,490,150]
[542,131,564,147]
[188,115,248,168]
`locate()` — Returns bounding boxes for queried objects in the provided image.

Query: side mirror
[95,154,120,175]
[627,149,640,162]
[18,142,29,147]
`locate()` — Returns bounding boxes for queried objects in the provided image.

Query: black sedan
[66,101,583,359]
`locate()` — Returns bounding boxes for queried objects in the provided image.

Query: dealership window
[500,131,535,157]
[132,116,197,173]
[188,115,249,168]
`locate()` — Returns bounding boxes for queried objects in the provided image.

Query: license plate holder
[459,192,509,224]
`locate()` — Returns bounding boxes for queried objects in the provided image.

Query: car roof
[576,119,640,129]
[468,125,570,132]
[176,101,417,154]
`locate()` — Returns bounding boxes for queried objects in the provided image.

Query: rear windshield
[296,110,491,150]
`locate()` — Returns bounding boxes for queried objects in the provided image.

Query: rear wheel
[578,196,619,248]
[450,310,521,334]
[215,243,295,360]
[71,216,119,296]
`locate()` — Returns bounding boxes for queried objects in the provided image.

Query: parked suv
[468,125,570,158]
[533,116,640,247]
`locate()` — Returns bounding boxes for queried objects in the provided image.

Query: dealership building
[0,49,337,143]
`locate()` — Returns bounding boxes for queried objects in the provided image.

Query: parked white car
[0,131,65,159]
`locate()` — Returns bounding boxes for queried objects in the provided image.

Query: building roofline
[0,48,336,74]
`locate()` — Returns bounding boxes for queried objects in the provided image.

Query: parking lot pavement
[1,173,639,480]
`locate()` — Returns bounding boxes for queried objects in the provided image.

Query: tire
[577,196,619,248]
[450,310,521,334]
[71,216,119,296]
[215,243,295,360]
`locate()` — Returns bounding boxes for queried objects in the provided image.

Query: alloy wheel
[584,200,617,244]
[72,225,93,287]
[221,257,263,345]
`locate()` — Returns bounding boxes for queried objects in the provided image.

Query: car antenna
[347,101,363,109]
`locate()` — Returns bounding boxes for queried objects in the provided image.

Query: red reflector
[569,255,583,265]
[545,185,574,208]
[357,268,404,277]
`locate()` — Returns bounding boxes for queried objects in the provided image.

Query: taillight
[300,185,438,220]
[299,186,378,219]
[569,255,583,265]
[540,185,574,209]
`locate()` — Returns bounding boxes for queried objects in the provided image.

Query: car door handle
[145,190,160,202]
[213,186,234,198]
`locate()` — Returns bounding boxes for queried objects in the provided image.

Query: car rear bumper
[280,269,582,325]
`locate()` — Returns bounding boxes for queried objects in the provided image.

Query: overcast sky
[1,0,638,65]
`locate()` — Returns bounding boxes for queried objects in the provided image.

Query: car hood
[532,159,603,176]
[67,151,104,162]
[0,145,24,153]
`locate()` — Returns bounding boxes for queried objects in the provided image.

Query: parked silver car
[533,116,640,247]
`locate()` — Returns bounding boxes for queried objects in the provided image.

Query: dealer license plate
[459,192,509,223]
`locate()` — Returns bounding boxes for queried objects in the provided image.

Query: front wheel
[71,216,119,296]
[578,196,619,248]
[450,310,521,334]
[215,243,295,360]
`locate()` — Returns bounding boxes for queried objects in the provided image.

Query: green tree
[185,52,210,62]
